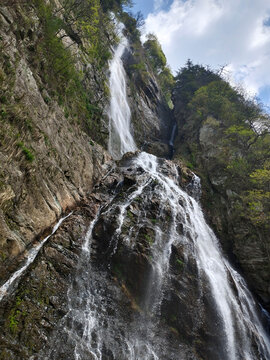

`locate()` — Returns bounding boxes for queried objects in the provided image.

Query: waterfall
[168,122,177,159]
[168,123,177,148]
[41,27,270,360]
[132,152,270,359]
[107,26,137,159]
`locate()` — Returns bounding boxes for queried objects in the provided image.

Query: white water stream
[107,27,137,159]
[133,152,270,359]
[0,213,72,302]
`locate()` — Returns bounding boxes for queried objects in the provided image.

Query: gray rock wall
[0,0,172,296]
[123,46,174,157]
[0,3,112,276]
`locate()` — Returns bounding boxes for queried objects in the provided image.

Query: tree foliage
[158,66,175,107]
[143,34,166,74]
[120,11,141,41]
[174,60,221,105]
[100,0,133,12]
[142,34,175,106]
[175,61,270,227]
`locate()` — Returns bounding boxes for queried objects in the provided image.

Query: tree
[158,66,175,106]
[176,62,270,227]
[143,33,166,73]
[242,159,270,226]
[134,11,144,28]
[100,0,133,12]
[174,60,221,105]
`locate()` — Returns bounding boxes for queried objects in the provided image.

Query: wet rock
[0,209,93,359]
[144,141,170,158]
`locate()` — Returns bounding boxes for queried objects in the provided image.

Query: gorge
[0,1,270,359]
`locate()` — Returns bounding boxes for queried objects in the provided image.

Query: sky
[131,0,270,108]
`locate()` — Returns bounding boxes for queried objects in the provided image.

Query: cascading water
[168,122,177,159]
[41,27,270,360]
[107,25,137,159]
[131,152,270,360]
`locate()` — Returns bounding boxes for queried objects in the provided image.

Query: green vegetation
[100,0,133,12]
[174,59,220,106]
[0,251,7,261]
[118,12,174,107]
[144,33,166,73]
[176,259,184,267]
[158,66,175,107]
[0,0,117,146]
[174,60,270,228]
[143,33,175,107]
[17,142,35,162]
[120,11,141,42]
[30,0,119,144]
[243,162,270,225]
[127,210,134,220]
[8,309,20,333]
[145,233,153,245]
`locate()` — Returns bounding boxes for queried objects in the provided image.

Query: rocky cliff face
[0,156,199,359]
[1,2,269,359]
[0,152,188,359]
[0,1,176,357]
[173,96,270,312]
[1,152,268,360]
[0,207,91,359]
[0,1,172,279]
[0,1,112,270]
[123,41,174,158]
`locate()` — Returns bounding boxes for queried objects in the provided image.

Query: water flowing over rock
[36,151,270,360]
[0,14,270,360]
[38,28,270,360]
[172,70,270,311]
[0,213,72,302]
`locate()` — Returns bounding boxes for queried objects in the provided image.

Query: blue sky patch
[130,0,270,108]
[263,17,270,27]
[258,85,270,111]
[131,0,173,17]
[131,0,153,17]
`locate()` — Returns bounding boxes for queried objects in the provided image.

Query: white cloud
[144,0,270,103]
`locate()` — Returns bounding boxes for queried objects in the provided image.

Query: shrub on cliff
[30,0,118,144]
[143,33,166,74]
[174,61,270,228]
[142,34,175,106]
